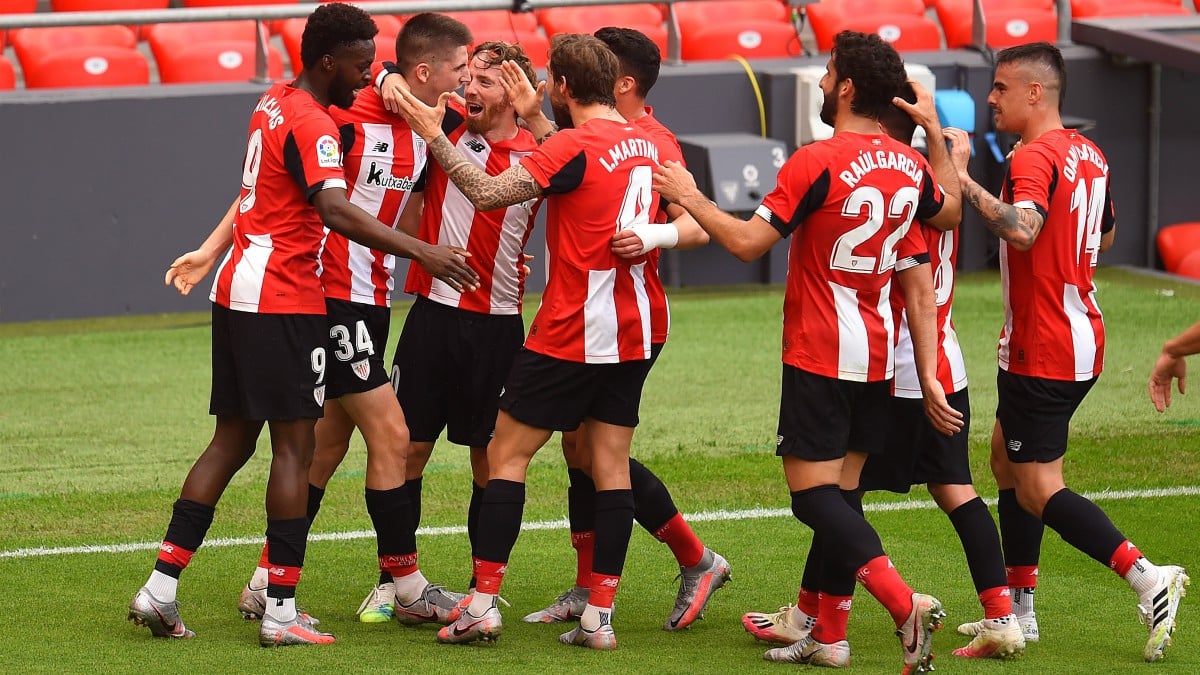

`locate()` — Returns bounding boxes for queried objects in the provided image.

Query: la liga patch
[316,135,341,168]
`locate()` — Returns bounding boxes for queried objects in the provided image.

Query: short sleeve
[895,223,932,272]
[520,131,586,195]
[755,147,829,238]
[914,154,946,222]
[283,111,348,201]
[1007,144,1055,219]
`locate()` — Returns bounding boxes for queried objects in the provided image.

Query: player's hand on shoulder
[380,72,411,115]
[652,161,698,204]
[419,244,479,292]
[164,250,216,296]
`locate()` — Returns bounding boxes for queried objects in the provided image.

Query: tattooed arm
[960,179,1045,251]
[392,87,544,211]
[425,134,543,211]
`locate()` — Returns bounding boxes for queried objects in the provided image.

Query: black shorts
[498,344,662,431]
[996,368,1097,463]
[209,302,326,421]
[776,365,891,461]
[860,389,973,493]
[325,298,391,399]
[392,296,525,447]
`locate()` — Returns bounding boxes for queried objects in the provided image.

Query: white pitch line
[5,485,1200,560]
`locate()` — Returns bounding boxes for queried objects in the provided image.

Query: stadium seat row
[0,0,1194,89]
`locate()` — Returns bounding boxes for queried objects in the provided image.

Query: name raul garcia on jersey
[839,148,924,189]
[598,137,659,173]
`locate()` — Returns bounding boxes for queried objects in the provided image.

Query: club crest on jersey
[316,135,341,168]
[351,358,370,381]
[314,384,325,407]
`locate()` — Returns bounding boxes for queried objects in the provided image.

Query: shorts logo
[1007,439,1022,453]
[315,135,340,168]
[351,358,370,381]
[776,434,784,447]
[314,384,325,407]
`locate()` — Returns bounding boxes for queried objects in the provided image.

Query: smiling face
[427,45,471,98]
[462,54,514,135]
[987,62,1032,134]
[329,40,376,109]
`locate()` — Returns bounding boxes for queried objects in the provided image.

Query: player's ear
[414,63,431,84]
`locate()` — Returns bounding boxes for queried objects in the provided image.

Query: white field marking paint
[5,486,1200,560]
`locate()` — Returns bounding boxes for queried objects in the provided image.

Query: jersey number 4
[831,185,919,274]
[615,165,653,232]
[1071,176,1107,268]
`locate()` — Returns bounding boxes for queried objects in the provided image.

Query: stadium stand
[278,15,402,73]
[1156,222,1200,275]
[155,39,284,83]
[22,45,150,87]
[935,0,1058,48]
[50,0,168,11]
[681,20,801,60]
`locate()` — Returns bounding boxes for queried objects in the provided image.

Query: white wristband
[625,223,679,255]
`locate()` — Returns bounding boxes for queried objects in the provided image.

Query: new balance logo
[160,544,174,553]
[372,141,390,153]
[269,567,285,576]
[835,599,852,611]
[599,577,620,588]
[465,139,486,153]
[1007,439,1023,452]
[365,161,416,191]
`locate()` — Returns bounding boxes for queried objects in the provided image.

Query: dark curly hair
[995,41,1066,110]
[880,80,918,145]
[831,31,907,121]
[594,27,660,99]
[548,33,618,107]
[300,3,379,71]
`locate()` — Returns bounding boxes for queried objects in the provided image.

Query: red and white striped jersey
[755,132,944,382]
[999,128,1114,381]
[892,224,968,398]
[210,82,347,315]
[320,86,428,307]
[519,118,663,364]
[633,108,678,345]
[404,108,540,315]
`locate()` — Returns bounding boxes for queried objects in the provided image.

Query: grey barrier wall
[0,48,1180,322]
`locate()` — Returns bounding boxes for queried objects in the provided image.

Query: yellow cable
[729,54,767,138]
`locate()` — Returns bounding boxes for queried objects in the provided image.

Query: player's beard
[819,86,837,127]
[551,102,574,130]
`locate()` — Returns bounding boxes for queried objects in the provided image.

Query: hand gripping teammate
[952,42,1187,662]
[131,3,476,648]
[655,30,963,673]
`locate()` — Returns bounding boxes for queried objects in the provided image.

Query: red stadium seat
[0,0,38,11]
[445,10,539,36]
[807,0,938,51]
[11,26,137,71]
[0,56,15,90]
[539,6,668,55]
[181,0,294,6]
[681,21,801,61]
[935,0,1057,48]
[674,0,791,34]
[1156,222,1200,274]
[279,16,401,73]
[156,40,285,84]
[1176,249,1200,280]
[50,0,167,10]
[23,46,150,88]
[1071,0,1189,18]
[539,5,664,36]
